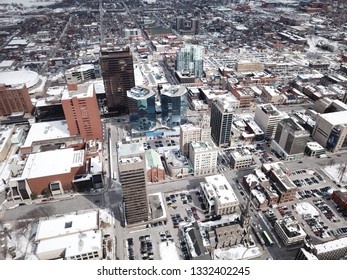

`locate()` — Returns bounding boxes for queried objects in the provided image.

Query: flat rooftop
[127,86,155,100]
[62,83,94,100]
[21,148,84,179]
[65,64,94,74]
[320,111,347,126]
[204,174,239,205]
[315,237,347,254]
[35,211,98,241]
[23,120,71,149]
[190,141,217,153]
[118,143,144,157]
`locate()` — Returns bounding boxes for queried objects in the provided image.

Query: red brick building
[62,83,103,141]
[332,190,347,215]
[0,84,33,116]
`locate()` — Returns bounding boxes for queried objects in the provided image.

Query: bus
[262,230,274,246]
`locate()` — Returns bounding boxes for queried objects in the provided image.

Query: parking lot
[123,186,208,260]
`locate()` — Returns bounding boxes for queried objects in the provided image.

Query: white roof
[21,148,84,179]
[36,230,102,259]
[35,211,101,259]
[159,241,179,260]
[0,60,15,68]
[23,120,71,149]
[65,64,94,74]
[204,174,239,205]
[36,211,98,241]
[320,111,347,126]
[315,237,347,254]
[0,70,39,88]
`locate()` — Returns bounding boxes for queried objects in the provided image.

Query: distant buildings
[271,118,310,160]
[62,83,103,141]
[100,46,135,114]
[254,104,286,140]
[189,141,218,176]
[176,16,200,35]
[210,97,234,147]
[175,45,204,78]
[312,111,347,152]
[118,143,149,225]
[200,174,239,216]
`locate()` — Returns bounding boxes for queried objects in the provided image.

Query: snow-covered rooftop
[159,241,179,260]
[315,237,347,254]
[0,70,39,88]
[23,120,71,149]
[21,148,84,179]
[35,211,98,241]
[295,202,319,217]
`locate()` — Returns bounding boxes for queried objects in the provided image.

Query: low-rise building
[145,149,165,183]
[274,217,306,246]
[164,149,193,178]
[304,141,326,157]
[9,148,85,200]
[313,237,347,260]
[230,148,253,170]
[35,210,103,260]
[331,190,347,216]
[0,125,14,161]
[200,174,239,216]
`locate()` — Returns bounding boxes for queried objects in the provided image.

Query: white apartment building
[189,141,218,176]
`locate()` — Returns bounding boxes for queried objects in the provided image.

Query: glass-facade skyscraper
[127,86,156,132]
[175,45,204,78]
[160,86,187,128]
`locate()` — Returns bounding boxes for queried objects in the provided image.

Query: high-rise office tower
[175,45,204,78]
[254,104,286,140]
[118,143,149,225]
[160,85,187,128]
[100,46,135,114]
[62,83,103,141]
[127,86,156,132]
[210,97,234,147]
[272,118,310,160]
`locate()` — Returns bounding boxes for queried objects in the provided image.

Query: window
[65,221,73,228]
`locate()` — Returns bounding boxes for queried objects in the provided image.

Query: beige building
[180,114,211,156]
[236,61,264,73]
[254,103,286,139]
[274,217,306,246]
[312,111,347,152]
[189,141,218,176]
[200,174,239,216]
[230,147,253,169]
[0,125,14,161]
[118,143,149,226]
[261,86,284,104]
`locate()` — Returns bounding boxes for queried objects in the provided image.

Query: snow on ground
[46,86,67,96]
[295,202,319,217]
[159,241,179,260]
[214,245,262,260]
[323,164,347,185]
